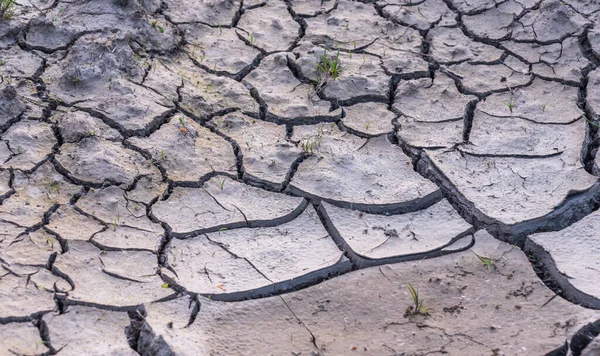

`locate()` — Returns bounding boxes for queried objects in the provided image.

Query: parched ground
[1,0,600,355]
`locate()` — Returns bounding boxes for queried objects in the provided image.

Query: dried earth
[0,0,600,355]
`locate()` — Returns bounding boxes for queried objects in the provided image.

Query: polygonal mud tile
[182,23,261,76]
[141,59,182,103]
[278,231,600,355]
[56,138,161,186]
[464,110,586,157]
[427,26,504,64]
[0,162,82,227]
[128,115,237,182]
[528,37,589,85]
[152,176,305,235]
[76,186,163,251]
[162,0,242,25]
[52,241,171,307]
[290,124,440,211]
[289,0,335,16]
[291,46,390,102]
[0,170,12,198]
[587,68,600,120]
[0,120,56,171]
[423,149,598,226]
[302,0,427,75]
[527,209,600,308]
[211,112,303,188]
[52,110,123,143]
[476,78,583,123]
[0,85,25,127]
[237,1,299,52]
[32,1,181,52]
[462,3,519,41]
[163,55,257,118]
[447,0,499,13]
[341,102,395,136]
[244,53,340,121]
[381,0,452,30]
[41,34,174,134]
[393,72,477,121]
[0,221,26,252]
[445,62,532,94]
[0,322,49,355]
[0,228,60,267]
[396,117,464,148]
[137,294,315,355]
[0,46,43,78]
[47,205,104,241]
[43,306,137,356]
[125,175,167,205]
[0,272,55,321]
[164,206,346,296]
[321,200,473,261]
[511,0,590,42]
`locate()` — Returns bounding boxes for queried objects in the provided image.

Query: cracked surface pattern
[1,0,600,355]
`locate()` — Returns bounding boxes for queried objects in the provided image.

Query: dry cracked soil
[0,0,600,355]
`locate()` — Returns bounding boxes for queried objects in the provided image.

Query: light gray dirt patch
[0,162,82,227]
[428,26,504,64]
[136,294,315,355]
[396,116,464,148]
[52,110,123,143]
[289,0,336,16]
[393,72,477,122]
[164,206,347,296]
[290,124,441,211]
[56,138,161,186]
[211,112,303,188]
[0,46,43,78]
[445,62,532,94]
[75,186,163,251]
[128,115,237,182]
[423,149,598,226]
[163,54,257,119]
[181,23,261,76]
[341,102,395,137]
[152,175,305,235]
[381,0,452,30]
[321,199,473,260]
[0,272,55,321]
[43,306,137,356]
[527,209,600,308]
[243,53,341,121]
[0,322,49,355]
[476,77,583,124]
[277,231,600,355]
[0,119,56,171]
[47,205,104,241]
[462,2,520,41]
[237,1,300,53]
[162,0,242,25]
[0,228,60,267]
[464,110,586,158]
[52,240,171,307]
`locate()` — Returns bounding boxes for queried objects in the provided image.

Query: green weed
[473,252,495,269]
[0,0,16,20]
[316,48,341,81]
[405,283,429,316]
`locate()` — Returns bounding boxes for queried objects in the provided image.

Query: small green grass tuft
[473,251,495,269]
[1,0,16,20]
[405,282,429,316]
[316,48,341,81]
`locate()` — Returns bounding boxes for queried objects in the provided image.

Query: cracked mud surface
[1,0,600,355]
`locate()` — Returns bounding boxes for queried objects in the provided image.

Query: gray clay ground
[0,0,600,355]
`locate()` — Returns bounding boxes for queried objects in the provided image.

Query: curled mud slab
[0,0,599,354]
